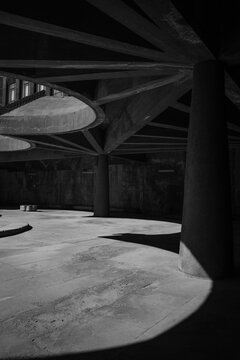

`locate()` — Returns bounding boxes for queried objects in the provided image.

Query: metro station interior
[0,1,240,359]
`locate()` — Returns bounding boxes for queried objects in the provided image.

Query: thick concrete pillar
[1,77,7,106]
[94,154,109,217]
[16,79,21,100]
[179,60,234,279]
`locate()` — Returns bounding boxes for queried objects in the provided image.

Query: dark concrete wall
[0,77,4,104]
[0,152,186,219]
[230,148,240,219]
[0,156,95,210]
[110,153,185,218]
[1,149,240,220]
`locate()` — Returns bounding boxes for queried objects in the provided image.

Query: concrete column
[179,60,234,279]
[16,79,21,100]
[1,77,7,106]
[45,87,51,96]
[29,82,35,95]
[94,154,109,217]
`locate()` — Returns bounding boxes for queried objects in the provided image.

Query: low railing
[0,90,46,115]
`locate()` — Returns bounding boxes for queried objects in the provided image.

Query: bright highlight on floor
[0,210,212,358]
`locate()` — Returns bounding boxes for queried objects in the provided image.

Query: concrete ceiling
[0,135,32,151]
[0,0,240,161]
[0,96,97,135]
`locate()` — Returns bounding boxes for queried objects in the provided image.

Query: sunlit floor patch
[0,210,213,357]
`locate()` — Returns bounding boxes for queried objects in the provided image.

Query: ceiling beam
[0,148,81,163]
[104,77,192,153]
[225,73,240,110]
[127,135,187,143]
[47,134,95,153]
[95,73,187,105]
[134,134,187,140]
[124,141,185,145]
[113,147,186,154]
[170,102,190,113]
[0,11,170,62]
[136,124,188,139]
[119,143,187,148]
[148,122,188,132]
[0,60,193,70]
[86,0,186,60]
[133,0,213,63]
[82,128,104,154]
[37,69,174,83]
[125,136,187,144]
[15,137,87,154]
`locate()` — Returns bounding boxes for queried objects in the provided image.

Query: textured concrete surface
[0,210,239,359]
[0,135,32,152]
[0,96,96,134]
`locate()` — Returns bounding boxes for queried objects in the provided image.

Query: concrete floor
[0,210,239,359]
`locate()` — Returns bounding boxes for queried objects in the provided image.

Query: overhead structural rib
[82,129,104,154]
[86,0,186,61]
[0,148,82,162]
[133,0,214,63]
[95,73,188,105]
[13,137,89,154]
[47,134,95,153]
[37,70,177,83]
[104,77,192,153]
[0,11,171,61]
[0,60,193,70]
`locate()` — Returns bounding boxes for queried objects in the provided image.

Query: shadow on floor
[109,212,182,223]
[99,232,181,253]
[0,224,32,238]
[3,227,240,359]
[82,213,182,224]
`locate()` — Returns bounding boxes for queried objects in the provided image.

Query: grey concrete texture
[0,210,240,359]
[0,209,214,359]
[0,97,96,135]
[0,135,32,152]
